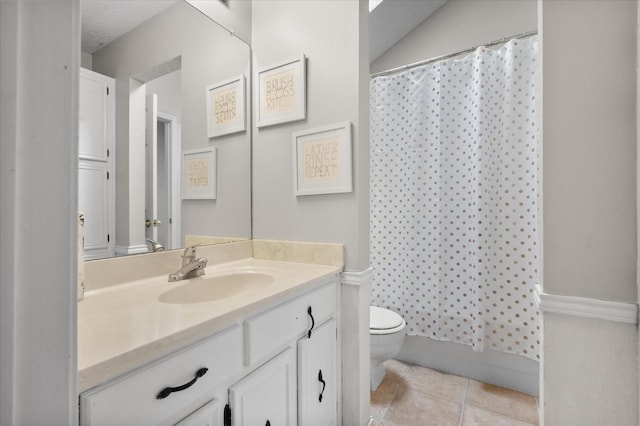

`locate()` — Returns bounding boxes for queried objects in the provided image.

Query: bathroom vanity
[78,251,342,426]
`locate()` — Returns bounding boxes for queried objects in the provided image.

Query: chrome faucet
[168,245,208,282]
[146,238,164,252]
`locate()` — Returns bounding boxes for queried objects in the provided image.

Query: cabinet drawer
[80,325,242,426]
[245,281,336,366]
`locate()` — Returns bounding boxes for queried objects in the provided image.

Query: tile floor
[370,359,539,426]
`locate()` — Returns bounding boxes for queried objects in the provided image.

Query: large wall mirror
[80,0,251,260]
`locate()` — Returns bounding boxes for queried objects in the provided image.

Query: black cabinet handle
[318,369,326,402]
[224,404,231,426]
[156,368,208,399]
[307,306,315,338]
[265,421,271,426]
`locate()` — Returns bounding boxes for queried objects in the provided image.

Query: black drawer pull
[307,306,315,338]
[318,369,326,402]
[266,421,271,426]
[156,367,208,399]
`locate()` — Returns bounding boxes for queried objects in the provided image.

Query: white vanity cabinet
[226,281,339,426]
[79,276,340,426]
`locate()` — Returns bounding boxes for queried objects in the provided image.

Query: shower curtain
[370,36,540,360]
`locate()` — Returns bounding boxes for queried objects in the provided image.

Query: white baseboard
[115,244,148,256]
[397,336,540,396]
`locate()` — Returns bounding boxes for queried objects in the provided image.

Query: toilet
[370,306,407,391]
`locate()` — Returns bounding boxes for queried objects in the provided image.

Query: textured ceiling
[81,0,178,54]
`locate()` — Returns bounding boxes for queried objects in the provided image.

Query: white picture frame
[182,147,217,200]
[257,55,306,128]
[206,74,246,138]
[292,122,352,196]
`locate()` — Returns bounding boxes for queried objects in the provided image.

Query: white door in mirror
[145,94,159,246]
[78,67,115,260]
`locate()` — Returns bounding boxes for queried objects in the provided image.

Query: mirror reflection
[79,0,251,260]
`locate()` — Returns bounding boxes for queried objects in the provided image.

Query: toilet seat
[370,306,406,335]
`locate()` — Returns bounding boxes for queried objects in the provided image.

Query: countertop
[78,257,342,392]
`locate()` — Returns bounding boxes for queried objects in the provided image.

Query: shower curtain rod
[369,30,538,78]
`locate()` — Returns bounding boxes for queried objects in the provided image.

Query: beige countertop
[78,257,342,392]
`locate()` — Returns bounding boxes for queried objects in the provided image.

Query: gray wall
[370,0,537,74]
[91,1,251,250]
[81,51,92,69]
[542,0,637,303]
[541,1,638,424]
[146,70,182,122]
[252,0,370,272]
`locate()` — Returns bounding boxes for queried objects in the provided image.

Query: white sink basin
[158,272,275,304]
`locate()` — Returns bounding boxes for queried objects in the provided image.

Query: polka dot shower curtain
[370,36,540,360]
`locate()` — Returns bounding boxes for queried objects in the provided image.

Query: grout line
[459,379,469,426]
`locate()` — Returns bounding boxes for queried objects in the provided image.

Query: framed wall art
[257,55,306,128]
[182,147,217,199]
[292,122,352,196]
[206,74,246,138]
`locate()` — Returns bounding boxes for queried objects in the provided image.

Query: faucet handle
[182,244,201,258]
[181,245,199,267]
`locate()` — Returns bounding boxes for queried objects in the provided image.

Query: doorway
[149,111,180,251]
[144,69,182,252]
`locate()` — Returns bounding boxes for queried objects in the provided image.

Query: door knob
[153,219,161,227]
[145,219,151,228]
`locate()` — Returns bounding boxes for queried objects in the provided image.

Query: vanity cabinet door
[297,319,337,426]
[175,400,219,426]
[227,347,297,426]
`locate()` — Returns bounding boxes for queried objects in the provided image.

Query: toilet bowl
[370,306,407,391]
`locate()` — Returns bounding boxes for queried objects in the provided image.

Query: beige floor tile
[371,371,404,406]
[384,359,411,378]
[461,405,537,426]
[403,366,467,403]
[371,372,403,420]
[370,402,389,421]
[369,418,401,426]
[384,388,462,426]
[465,380,538,424]
[371,361,539,426]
